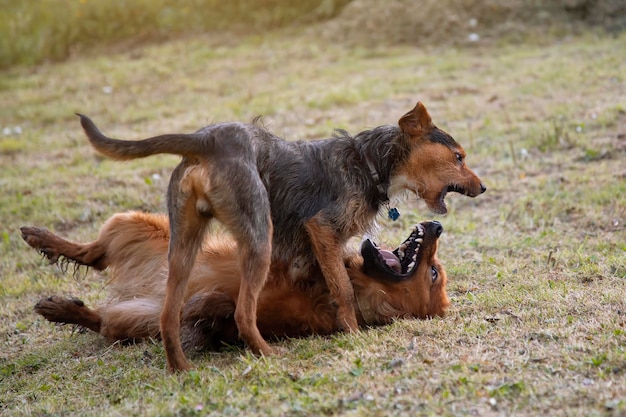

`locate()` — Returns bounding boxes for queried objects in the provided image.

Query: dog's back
[73,102,482,371]
[26,212,449,350]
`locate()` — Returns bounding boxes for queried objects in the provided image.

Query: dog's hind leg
[200,162,275,356]
[160,161,217,372]
[21,227,109,270]
[160,211,208,371]
[232,222,274,356]
[161,226,207,371]
[161,157,275,371]
[209,164,275,357]
[35,296,102,332]
[36,296,162,342]
[100,299,162,341]
[305,215,359,332]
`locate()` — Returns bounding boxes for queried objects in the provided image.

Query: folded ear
[398,101,433,136]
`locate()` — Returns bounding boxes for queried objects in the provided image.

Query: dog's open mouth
[433,184,470,214]
[361,224,425,280]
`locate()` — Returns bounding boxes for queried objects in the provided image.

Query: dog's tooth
[407,261,415,271]
[413,242,421,256]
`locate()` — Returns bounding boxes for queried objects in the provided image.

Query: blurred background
[1,0,624,70]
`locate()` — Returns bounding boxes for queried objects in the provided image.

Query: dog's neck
[355,125,407,205]
[364,154,389,203]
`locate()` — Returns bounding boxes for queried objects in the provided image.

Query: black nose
[432,221,443,237]
[480,183,487,193]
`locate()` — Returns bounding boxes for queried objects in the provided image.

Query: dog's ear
[398,101,433,136]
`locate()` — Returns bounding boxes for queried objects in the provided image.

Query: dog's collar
[364,155,389,203]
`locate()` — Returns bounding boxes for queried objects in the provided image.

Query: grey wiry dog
[77,101,485,371]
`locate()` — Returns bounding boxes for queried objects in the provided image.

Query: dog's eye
[455,153,464,164]
[431,266,438,282]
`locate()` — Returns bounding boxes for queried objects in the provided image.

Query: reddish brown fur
[72,102,483,371]
[391,106,485,215]
[23,211,449,350]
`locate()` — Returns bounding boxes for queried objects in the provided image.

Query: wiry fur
[22,211,450,351]
[73,101,484,371]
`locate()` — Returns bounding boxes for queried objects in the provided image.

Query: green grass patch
[1,15,625,417]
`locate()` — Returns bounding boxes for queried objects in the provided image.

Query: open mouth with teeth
[432,184,470,214]
[361,224,425,281]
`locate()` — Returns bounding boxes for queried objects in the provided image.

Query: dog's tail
[77,114,207,160]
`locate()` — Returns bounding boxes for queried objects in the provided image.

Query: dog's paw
[166,354,192,373]
[254,342,285,357]
[34,296,86,323]
[336,310,359,333]
[20,227,60,263]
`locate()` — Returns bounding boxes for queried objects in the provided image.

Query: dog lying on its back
[22,212,449,351]
[75,101,484,371]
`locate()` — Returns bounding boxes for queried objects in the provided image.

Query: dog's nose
[480,183,487,194]
[432,221,443,237]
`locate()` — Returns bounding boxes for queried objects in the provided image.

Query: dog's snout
[427,220,443,237]
[480,183,487,194]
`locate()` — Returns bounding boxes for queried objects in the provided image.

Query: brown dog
[75,102,484,371]
[22,212,449,351]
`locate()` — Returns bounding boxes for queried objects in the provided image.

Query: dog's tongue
[379,250,401,273]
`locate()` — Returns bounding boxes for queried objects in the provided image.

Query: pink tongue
[379,250,401,272]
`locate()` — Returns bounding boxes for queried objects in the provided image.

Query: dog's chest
[259,133,382,268]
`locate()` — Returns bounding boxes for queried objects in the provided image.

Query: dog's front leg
[305,216,359,332]
[20,226,108,270]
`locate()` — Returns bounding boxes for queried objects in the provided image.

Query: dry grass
[318,0,626,47]
[2,0,624,70]
[0,9,625,417]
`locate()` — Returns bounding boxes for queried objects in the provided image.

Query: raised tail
[77,113,208,160]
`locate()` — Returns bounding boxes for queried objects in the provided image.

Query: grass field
[1,10,625,417]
